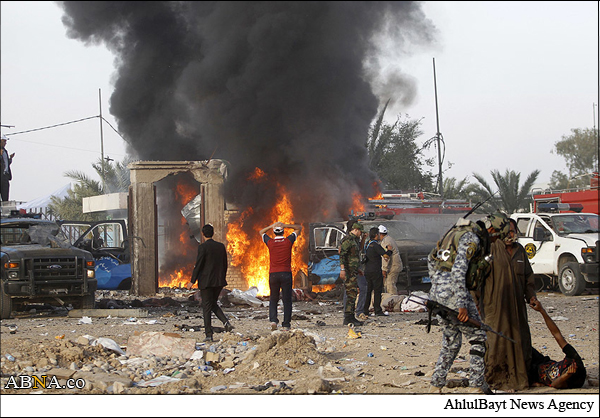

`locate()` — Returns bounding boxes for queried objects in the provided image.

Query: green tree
[471,169,540,214]
[550,128,599,189]
[367,113,434,191]
[441,176,472,200]
[48,156,131,220]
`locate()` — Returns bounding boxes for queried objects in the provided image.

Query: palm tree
[442,176,471,200]
[471,169,540,214]
[48,156,132,220]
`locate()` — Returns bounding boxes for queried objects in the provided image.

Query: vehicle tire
[0,282,13,319]
[558,262,586,296]
[80,293,96,309]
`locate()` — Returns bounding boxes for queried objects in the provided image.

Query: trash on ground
[78,316,93,325]
[126,331,196,359]
[135,376,181,387]
[228,287,266,307]
[348,328,361,339]
[91,337,127,356]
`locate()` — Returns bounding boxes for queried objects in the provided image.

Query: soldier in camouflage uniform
[339,222,365,326]
[428,212,510,394]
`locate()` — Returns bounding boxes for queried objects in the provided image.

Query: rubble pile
[1,290,598,395]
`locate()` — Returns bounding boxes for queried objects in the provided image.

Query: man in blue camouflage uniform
[339,222,365,326]
[428,212,510,394]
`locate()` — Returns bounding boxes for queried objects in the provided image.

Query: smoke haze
[57,1,436,223]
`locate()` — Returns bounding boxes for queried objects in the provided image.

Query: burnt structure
[128,160,226,296]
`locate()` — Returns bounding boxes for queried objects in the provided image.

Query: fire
[370,182,383,200]
[248,167,267,181]
[158,178,200,288]
[351,191,365,212]
[162,265,195,289]
[226,170,307,296]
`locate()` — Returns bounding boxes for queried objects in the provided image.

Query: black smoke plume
[57,1,436,225]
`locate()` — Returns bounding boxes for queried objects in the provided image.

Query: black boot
[224,322,234,333]
[343,314,364,326]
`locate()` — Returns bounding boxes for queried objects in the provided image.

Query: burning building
[58,2,438,295]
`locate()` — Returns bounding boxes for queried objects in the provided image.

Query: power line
[6,114,130,145]
[8,116,98,136]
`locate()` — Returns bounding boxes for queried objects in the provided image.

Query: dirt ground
[1,286,598,414]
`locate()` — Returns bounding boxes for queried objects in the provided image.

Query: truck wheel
[558,262,586,296]
[1,282,13,319]
[80,293,96,309]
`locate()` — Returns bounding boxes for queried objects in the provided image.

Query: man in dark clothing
[259,221,302,331]
[187,224,233,342]
[528,299,587,389]
[361,227,393,317]
[0,135,14,201]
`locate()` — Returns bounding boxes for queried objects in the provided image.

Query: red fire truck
[531,172,599,215]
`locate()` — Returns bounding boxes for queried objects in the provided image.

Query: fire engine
[531,172,599,215]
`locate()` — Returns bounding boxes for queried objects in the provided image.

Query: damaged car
[58,220,132,291]
[308,219,436,293]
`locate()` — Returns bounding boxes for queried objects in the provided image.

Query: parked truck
[511,204,598,296]
[1,212,97,319]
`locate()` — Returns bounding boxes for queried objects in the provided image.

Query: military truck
[1,212,97,319]
[511,205,598,296]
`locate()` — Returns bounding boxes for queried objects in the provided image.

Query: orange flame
[370,182,383,200]
[162,265,195,289]
[351,191,365,212]
[226,171,307,296]
[159,180,200,288]
[248,167,267,181]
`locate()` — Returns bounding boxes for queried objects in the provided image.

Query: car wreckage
[308,219,437,292]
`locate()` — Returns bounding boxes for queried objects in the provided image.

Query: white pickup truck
[510,209,598,296]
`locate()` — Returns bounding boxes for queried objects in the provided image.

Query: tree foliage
[550,128,599,189]
[470,169,540,214]
[367,112,434,191]
[441,176,472,200]
[48,156,132,221]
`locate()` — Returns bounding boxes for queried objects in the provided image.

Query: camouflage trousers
[342,274,358,315]
[430,298,487,389]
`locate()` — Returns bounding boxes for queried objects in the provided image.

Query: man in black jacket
[187,224,234,342]
[361,227,393,317]
[1,135,14,201]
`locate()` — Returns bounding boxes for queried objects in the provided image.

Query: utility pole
[593,102,597,131]
[433,58,443,198]
[99,88,106,193]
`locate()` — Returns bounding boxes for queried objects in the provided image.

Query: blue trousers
[269,271,293,328]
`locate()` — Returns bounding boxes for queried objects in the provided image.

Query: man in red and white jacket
[259,221,302,331]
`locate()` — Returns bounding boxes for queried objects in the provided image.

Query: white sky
[1,1,598,203]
